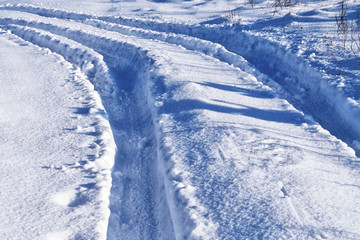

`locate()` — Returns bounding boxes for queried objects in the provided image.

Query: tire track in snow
[95,13,360,157]
[0,21,177,239]
[1,6,360,239]
[0,5,283,101]
[1,4,359,157]
[0,14,224,239]
[85,14,360,158]
[0,14,270,239]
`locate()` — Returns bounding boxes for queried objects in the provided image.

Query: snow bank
[2,24,117,240]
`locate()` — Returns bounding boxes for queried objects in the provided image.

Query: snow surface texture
[0,30,115,239]
[0,0,360,239]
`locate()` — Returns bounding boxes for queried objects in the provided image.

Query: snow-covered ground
[0,0,360,239]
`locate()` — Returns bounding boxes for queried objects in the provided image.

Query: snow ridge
[100,12,360,155]
[1,3,359,155]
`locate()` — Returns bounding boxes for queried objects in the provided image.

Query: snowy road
[1,3,360,240]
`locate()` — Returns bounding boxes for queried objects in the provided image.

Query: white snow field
[0,0,360,239]
[0,30,115,239]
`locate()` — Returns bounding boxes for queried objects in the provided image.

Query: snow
[0,0,360,239]
[0,31,115,239]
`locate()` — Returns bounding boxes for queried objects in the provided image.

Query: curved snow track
[1,4,360,240]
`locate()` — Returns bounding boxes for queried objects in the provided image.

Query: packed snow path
[0,5,360,240]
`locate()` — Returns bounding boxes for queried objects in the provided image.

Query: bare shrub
[333,0,360,65]
[249,0,256,8]
[272,0,292,9]
[271,0,293,15]
[224,9,241,23]
[336,0,348,47]
[349,11,360,62]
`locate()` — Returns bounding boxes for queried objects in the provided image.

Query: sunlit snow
[0,0,360,239]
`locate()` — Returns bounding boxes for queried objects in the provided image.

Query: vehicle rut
[1,4,359,156]
[0,16,177,240]
[1,5,360,239]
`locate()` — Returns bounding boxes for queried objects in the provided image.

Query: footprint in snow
[51,190,76,207]
[278,181,289,198]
